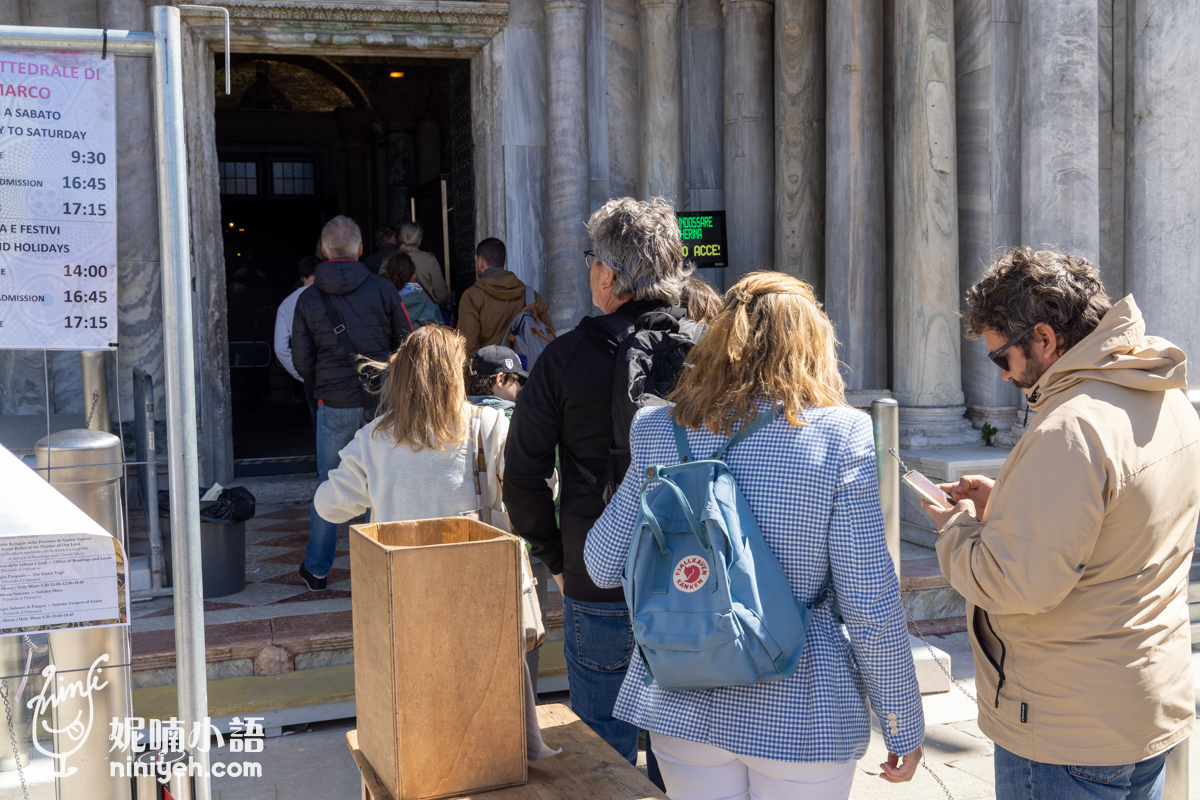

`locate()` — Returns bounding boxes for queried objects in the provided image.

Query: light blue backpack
[622,404,830,691]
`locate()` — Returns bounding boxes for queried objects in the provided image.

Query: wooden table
[346,703,669,800]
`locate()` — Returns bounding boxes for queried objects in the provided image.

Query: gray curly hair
[320,215,362,260]
[586,197,693,306]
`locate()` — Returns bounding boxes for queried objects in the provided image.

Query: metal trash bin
[158,516,246,599]
[130,749,194,799]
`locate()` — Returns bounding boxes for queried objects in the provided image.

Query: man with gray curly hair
[921,246,1200,800]
[504,197,697,773]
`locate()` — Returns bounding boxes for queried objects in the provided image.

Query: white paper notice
[0,443,127,637]
[0,50,117,350]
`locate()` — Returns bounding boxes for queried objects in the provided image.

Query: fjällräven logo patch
[673,555,710,593]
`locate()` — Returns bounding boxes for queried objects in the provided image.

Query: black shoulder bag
[316,290,384,421]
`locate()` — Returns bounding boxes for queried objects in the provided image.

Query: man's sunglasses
[987,324,1038,372]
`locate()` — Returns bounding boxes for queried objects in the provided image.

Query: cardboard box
[350,518,527,800]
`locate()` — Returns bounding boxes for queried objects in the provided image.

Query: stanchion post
[36,430,133,799]
[872,398,901,578]
[151,6,210,799]
[80,350,112,432]
[1163,739,1189,800]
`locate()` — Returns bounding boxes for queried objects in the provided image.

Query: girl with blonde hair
[584,272,924,799]
[314,325,506,523]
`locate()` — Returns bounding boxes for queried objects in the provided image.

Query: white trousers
[651,734,856,800]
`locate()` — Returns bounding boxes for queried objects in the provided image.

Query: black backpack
[574,307,706,502]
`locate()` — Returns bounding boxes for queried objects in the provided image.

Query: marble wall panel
[504,145,549,296]
[19,0,96,27]
[504,28,548,147]
[0,0,17,24]
[684,25,724,201]
[1124,0,1200,389]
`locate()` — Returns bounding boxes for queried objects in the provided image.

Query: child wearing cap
[466,345,527,416]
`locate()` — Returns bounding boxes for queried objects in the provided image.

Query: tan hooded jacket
[457,268,554,356]
[937,296,1200,766]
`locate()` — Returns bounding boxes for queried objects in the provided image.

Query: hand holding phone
[902,469,954,510]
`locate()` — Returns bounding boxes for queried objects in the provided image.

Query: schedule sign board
[0,50,116,350]
[678,210,727,268]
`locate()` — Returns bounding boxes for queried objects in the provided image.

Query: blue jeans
[304,403,366,577]
[995,744,1171,800]
[562,596,640,765]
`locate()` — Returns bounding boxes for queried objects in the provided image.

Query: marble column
[591,0,640,209]
[774,0,822,293]
[723,0,774,279]
[825,0,886,389]
[545,0,592,330]
[638,0,684,205]
[100,0,164,426]
[953,0,1021,432]
[1021,0,1099,263]
[182,24,234,485]
[892,0,974,446]
[1125,0,1200,391]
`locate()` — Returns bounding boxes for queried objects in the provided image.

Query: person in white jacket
[314,325,508,525]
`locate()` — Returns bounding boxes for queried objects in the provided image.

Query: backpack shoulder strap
[714,402,782,460]
[672,417,693,462]
[316,289,359,364]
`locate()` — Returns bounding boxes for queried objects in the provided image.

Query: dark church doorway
[215,54,476,476]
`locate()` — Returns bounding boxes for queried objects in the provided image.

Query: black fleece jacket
[504,299,670,603]
[292,260,412,408]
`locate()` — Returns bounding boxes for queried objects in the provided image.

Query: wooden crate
[350,518,527,800]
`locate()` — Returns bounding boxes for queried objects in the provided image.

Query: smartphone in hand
[901,470,954,510]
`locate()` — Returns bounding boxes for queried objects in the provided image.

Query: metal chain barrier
[83,388,100,429]
[0,681,30,800]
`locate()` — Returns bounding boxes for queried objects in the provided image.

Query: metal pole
[872,398,901,577]
[0,24,152,54]
[80,350,112,432]
[134,369,168,596]
[440,177,451,289]
[151,7,210,799]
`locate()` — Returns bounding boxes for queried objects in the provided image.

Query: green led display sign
[677,210,728,268]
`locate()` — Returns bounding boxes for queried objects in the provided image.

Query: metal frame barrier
[0,9,214,798]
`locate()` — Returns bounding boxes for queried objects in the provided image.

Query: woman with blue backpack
[583,272,924,799]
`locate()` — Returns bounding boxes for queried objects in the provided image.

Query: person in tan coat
[397,221,450,308]
[457,237,554,357]
[922,247,1200,800]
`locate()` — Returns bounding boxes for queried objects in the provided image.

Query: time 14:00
[62,202,107,216]
[63,264,108,278]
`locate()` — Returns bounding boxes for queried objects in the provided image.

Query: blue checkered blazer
[584,402,924,763]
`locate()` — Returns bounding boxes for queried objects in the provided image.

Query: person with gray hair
[291,215,413,592]
[398,220,450,307]
[504,197,696,780]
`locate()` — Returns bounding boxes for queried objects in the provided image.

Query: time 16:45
[62,176,107,190]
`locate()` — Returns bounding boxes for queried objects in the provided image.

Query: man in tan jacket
[458,237,554,356]
[923,247,1200,800]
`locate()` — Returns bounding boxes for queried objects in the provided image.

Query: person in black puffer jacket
[504,197,695,781]
[291,215,412,591]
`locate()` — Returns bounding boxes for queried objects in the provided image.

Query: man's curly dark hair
[963,247,1112,355]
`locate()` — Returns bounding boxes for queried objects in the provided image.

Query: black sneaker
[298,564,327,592]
